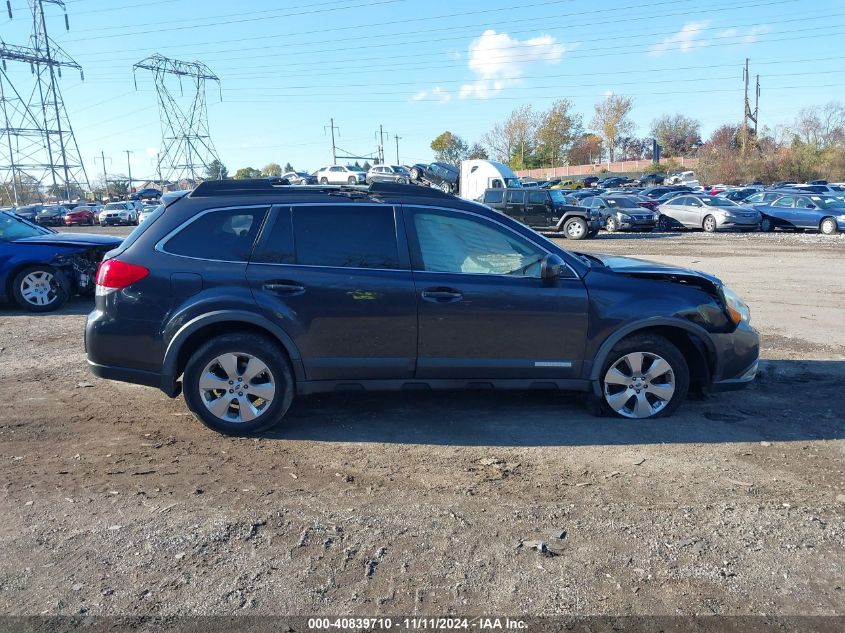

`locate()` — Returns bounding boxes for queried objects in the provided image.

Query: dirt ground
[0,228,843,622]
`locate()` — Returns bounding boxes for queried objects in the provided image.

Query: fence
[515,157,698,179]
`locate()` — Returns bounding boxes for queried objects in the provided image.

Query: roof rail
[191,177,290,196]
[367,181,454,198]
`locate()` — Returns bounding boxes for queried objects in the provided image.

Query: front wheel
[182,334,295,435]
[702,214,717,232]
[605,216,619,232]
[348,177,357,185]
[12,265,68,312]
[410,167,420,181]
[760,217,774,232]
[656,215,673,232]
[599,334,690,419]
[440,181,452,194]
[320,177,329,185]
[563,216,588,240]
[820,217,839,235]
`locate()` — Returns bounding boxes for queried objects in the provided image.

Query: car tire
[702,214,717,232]
[182,333,295,436]
[440,182,451,194]
[656,215,673,232]
[563,217,588,240]
[410,167,420,181]
[820,217,838,235]
[605,216,619,232]
[348,177,357,185]
[760,217,774,232]
[320,177,328,185]
[397,177,407,185]
[598,334,690,420]
[11,265,69,313]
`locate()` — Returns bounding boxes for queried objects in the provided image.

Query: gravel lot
[1,227,843,621]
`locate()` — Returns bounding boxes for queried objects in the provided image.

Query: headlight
[722,286,751,325]
[715,210,729,217]
[617,212,632,220]
[652,213,660,221]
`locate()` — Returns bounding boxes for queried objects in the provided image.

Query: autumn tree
[568,133,603,165]
[234,167,262,179]
[467,143,489,160]
[591,94,635,162]
[430,131,469,165]
[261,163,282,177]
[536,99,582,167]
[650,114,702,157]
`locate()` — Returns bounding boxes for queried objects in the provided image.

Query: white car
[315,165,367,185]
[99,201,140,226]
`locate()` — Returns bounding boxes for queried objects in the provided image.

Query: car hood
[14,233,122,247]
[580,253,723,288]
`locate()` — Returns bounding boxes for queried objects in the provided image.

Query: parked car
[716,188,759,202]
[409,162,460,193]
[315,165,367,185]
[64,206,97,226]
[752,193,845,234]
[13,205,45,222]
[129,188,162,201]
[36,206,69,227]
[366,165,411,185]
[580,176,600,187]
[657,195,761,232]
[550,179,587,190]
[638,173,665,186]
[585,196,658,232]
[99,201,140,226]
[138,205,161,224]
[84,179,759,434]
[481,187,601,239]
[0,210,121,312]
[281,171,317,185]
[743,190,784,206]
[598,177,634,188]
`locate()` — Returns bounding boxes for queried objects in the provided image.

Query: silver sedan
[656,194,761,232]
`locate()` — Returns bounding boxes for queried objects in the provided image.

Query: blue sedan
[752,193,845,235]
[0,211,122,312]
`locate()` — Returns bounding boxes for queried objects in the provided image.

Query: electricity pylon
[0,0,90,205]
[133,54,221,186]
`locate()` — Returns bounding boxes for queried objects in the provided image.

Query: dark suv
[481,188,601,239]
[86,180,759,435]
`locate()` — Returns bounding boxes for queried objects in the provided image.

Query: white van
[458,160,522,201]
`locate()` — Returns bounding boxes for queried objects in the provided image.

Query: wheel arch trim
[161,310,303,394]
[588,317,718,394]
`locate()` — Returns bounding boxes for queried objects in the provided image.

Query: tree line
[426,96,845,184]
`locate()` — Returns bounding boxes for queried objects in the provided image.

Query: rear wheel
[182,333,295,435]
[820,217,839,235]
[440,181,451,194]
[599,335,690,420]
[320,177,329,185]
[703,214,717,232]
[410,167,420,181]
[12,265,68,313]
[760,217,774,232]
[563,216,588,240]
[348,176,357,185]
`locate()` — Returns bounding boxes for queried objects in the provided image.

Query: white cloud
[145,147,158,158]
[719,25,768,45]
[410,86,451,104]
[649,21,711,56]
[458,29,568,99]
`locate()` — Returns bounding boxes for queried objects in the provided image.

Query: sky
[2,0,843,183]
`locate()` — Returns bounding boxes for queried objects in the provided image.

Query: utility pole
[394,134,401,165]
[741,58,758,154]
[95,151,110,199]
[324,118,339,164]
[124,150,133,193]
[376,124,387,164]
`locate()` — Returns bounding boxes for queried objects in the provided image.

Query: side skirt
[296,378,591,396]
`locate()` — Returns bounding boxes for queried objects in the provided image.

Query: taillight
[95,259,149,293]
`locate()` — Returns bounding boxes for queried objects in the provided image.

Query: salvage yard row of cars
[2,199,160,227]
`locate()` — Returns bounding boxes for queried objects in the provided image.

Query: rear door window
[505,190,525,204]
[164,207,268,261]
[528,190,547,205]
[773,196,795,208]
[292,205,400,269]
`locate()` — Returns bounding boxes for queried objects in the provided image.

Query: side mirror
[541,253,564,285]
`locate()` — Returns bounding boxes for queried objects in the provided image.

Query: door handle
[421,287,463,302]
[263,282,305,295]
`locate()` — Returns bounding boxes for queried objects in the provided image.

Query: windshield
[104,203,125,210]
[814,196,845,209]
[605,197,640,209]
[0,212,51,241]
[548,190,568,203]
[504,178,522,188]
[702,197,737,207]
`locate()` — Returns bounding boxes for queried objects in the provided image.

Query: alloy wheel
[199,353,276,424]
[19,271,60,308]
[603,351,676,419]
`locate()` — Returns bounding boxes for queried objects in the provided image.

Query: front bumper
[708,320,760,391]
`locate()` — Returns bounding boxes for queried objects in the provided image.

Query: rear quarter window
[163,207,268,262]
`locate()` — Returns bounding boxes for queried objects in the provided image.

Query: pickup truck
[481,187,601,239]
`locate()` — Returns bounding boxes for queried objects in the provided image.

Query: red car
[633,196,660,211]
[64,206,97,226]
